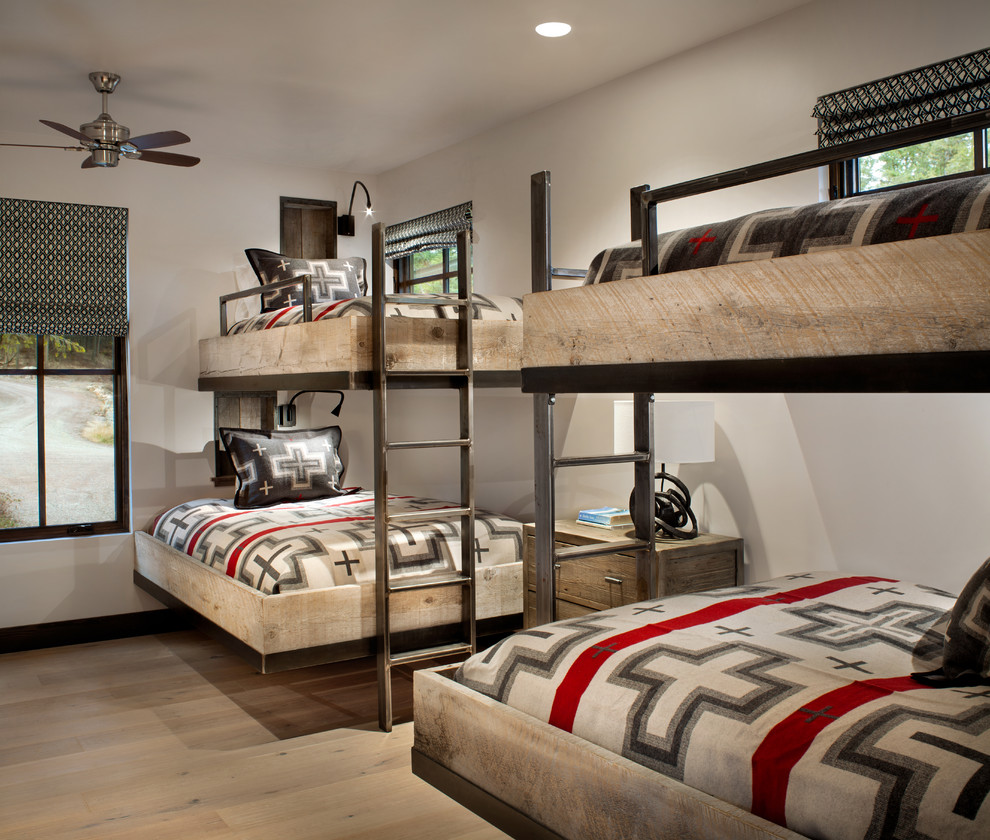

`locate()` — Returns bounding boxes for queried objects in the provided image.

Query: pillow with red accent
[220,426,346,509]
[244,248,367,312]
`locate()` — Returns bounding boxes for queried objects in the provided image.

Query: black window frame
[829,126,990,199]
[393,244,462,293]
[0,334,129,542]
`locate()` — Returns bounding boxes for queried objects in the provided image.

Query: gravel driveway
[0,377,116,527]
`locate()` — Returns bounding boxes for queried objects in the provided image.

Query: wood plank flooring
[0,630,508,839]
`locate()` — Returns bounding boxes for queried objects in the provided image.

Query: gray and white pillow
[942,556,990,680]
[245,248,367,312]
[220,426,346,509]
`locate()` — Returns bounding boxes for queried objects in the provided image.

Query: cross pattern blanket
[150,492,523,595]
[584,173,990,285]
[227,292,522,335]
[454,572,990,840]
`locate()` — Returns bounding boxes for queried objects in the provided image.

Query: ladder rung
[385,368,471,377]
[554,452,651,469]
[390,575,472,593]
[384,294,471,308]
[555,539,651,562]
[386,438,470,451]
[385,506,473,524]
[389,642,473,666]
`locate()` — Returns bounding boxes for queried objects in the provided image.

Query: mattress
[453,572,989,840]
[584,173,990,285]
[227,292,523,335]
[150,491,523,595]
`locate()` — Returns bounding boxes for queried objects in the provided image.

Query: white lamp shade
[614,400,715,464]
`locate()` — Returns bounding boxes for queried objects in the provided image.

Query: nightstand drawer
[522,524,743,628]
[526,541,637,610]
[555,553,636,610]
[664,550,739,595]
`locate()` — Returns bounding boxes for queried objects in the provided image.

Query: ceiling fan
[0,71,200,169]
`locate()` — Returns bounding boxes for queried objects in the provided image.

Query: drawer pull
[604,575,623,585]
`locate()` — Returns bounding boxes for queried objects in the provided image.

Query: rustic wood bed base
[523,228,990,392]
[413,666,807,840]
[199,302,522,392]
[134,531,522,673]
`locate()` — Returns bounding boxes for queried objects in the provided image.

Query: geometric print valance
[0,197,128,336]
[384,201,472,261]
[813,47,990,148]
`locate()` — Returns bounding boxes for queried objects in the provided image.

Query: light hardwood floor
[0,630,508,839]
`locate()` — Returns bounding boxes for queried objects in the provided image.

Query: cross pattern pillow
[220,426,346,509]
[244,248,367,312]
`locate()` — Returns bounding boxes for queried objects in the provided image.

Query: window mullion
[35,336,47,528]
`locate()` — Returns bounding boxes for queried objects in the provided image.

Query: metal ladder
[371,222,476,732]
[529,171,657,624]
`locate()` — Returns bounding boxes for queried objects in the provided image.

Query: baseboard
[0,609,191,655]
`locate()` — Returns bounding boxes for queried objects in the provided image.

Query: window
[393,245,464,293]
[384,201,472,291]
[813,47,990,199]
[0,334,128,540]
[0,196,129,542]
[831,128,988,198]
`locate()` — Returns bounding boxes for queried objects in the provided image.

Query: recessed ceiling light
[535,21,571,38]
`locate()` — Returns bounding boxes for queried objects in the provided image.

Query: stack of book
[577,507,632,529]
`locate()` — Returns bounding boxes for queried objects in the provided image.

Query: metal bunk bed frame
[187,224,504,730]
[527,110,990,626]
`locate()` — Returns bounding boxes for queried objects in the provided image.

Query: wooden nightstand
[522,520,743,627]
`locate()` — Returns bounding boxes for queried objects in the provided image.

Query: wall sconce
[277,390,345,426]
[337,180,373,236]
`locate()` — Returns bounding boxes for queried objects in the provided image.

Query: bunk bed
[135,227,525,726]
[412,111,990,838]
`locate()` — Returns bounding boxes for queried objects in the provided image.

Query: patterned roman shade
[813,47,990,148]
[0,197,128,336]
[384,201,472,260]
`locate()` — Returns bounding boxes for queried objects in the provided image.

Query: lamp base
[337,214,355,236]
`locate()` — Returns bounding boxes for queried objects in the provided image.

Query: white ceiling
[0,0,809,174]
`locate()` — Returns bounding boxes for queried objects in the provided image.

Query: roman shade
[813,47,990,148]
[384,201,472,260]
[0,197,128,336]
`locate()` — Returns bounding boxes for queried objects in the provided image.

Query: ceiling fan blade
[127,130,191,150]
[81,156,97,169]
[135,149,200,167]
[40,119,92,144]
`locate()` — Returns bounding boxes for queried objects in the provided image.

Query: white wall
[3,0,989,629]
[376,0,990,592]
[0,151,378,627]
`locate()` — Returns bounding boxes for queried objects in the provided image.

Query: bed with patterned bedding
[200,244,523,388]
[226,293,522,335]
[134,492,524,671]
[523,171,990,393]
[413,570,990,840]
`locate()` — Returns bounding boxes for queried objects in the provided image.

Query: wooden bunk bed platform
[199,310,522,392]
[523,228,990,393]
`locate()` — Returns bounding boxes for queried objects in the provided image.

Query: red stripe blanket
[150,492,523,595]
[454,572,989,840]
